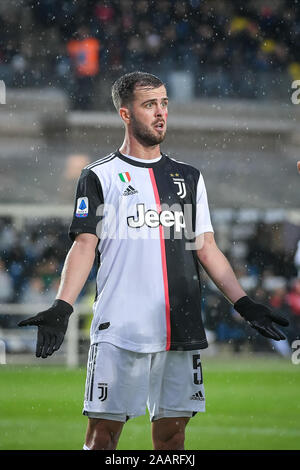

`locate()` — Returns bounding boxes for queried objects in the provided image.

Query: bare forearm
[56,237,97,306]
[197,236,246,304]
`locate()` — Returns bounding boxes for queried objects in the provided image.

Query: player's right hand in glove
[18,299,73,358]
[234,295,289,341]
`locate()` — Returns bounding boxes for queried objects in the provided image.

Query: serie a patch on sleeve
[76,197,89,217]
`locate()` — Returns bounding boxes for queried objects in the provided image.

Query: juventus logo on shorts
[98,383,108,401]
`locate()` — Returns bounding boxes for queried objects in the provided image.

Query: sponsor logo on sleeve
[76,197,89,217]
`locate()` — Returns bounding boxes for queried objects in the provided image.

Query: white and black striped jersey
[69,150,214,353]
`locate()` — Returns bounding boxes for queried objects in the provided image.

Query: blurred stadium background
[1,0,300,450]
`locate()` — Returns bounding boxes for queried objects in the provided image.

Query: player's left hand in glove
[234,295,289,341]
[18,299,73,358]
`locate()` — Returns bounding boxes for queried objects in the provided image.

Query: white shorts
[83,342,205,422]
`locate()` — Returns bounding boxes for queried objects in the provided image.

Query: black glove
[18,299,73,358]
[234,295,289,341]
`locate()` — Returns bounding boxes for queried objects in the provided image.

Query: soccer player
[19,72,289,450]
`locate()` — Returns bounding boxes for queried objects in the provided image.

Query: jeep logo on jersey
[127,203,185,230]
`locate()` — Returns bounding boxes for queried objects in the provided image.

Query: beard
[131,114,166,146]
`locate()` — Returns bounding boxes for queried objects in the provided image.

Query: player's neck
[119,138,161,161]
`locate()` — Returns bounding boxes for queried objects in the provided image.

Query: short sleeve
[69,168,104,242]
[195,173,214,237]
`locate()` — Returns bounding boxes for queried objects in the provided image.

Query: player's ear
[119,106,130,124]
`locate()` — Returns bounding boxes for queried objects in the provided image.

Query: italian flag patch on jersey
[119,172,131,183]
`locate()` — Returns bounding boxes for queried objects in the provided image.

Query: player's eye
[145,102,153,108]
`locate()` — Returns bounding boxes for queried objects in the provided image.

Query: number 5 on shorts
[193,354,203,385]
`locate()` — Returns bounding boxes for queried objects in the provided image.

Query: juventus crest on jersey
[69,150,214,353]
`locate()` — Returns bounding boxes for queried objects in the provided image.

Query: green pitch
[1,357,299,450]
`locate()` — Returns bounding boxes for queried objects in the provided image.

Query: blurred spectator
[246,224,275,276]
[262,273,286,292]
[286,278,300,316]
[268,282,293,357]
[269,284,289,310]
[0,218,17,252]
[6,243,29,302]
[294,240,300,276]
[286,278,300,337]
[94,1,115,25]
[36,256,60,290]
[23,277,48,304]
[0,259,13,302]
[22,277,59,305]
[67,26,100,109]
[202,274,249,353]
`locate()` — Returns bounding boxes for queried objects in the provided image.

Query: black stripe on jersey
[85,152,115,169]
[152,157,208,351]
[85,344,96,402]
[95,243,101,301]
[89,344,97,401]
[86,153,116,170]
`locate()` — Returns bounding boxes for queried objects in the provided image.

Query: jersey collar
[116,149,166,168]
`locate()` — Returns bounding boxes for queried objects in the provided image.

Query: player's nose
[155,103,164,116]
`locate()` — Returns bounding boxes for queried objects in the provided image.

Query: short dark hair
[111,71,164,111]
